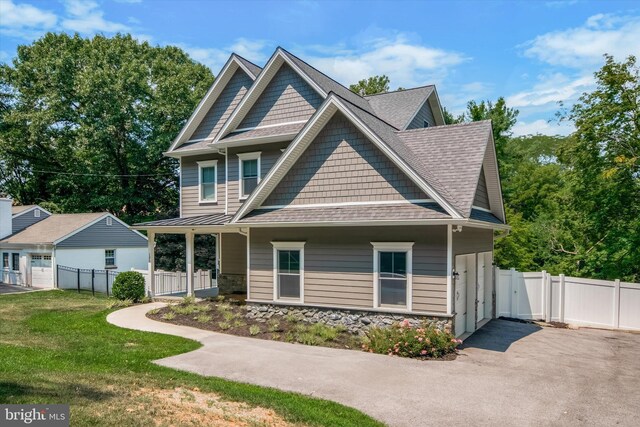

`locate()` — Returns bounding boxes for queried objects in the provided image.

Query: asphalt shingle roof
[397,121,492,218]
[1,213,106,245]
[220,122,305,143]
[11,205,37,215]
[234,54,262,78]
[365,86,434,130]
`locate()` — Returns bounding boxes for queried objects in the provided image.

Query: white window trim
[371,242,414,309]
[197,160,218,203]
[105,249,116,268]
[271,241,305,303]
[237,152,261,201]
[106,216,113,226]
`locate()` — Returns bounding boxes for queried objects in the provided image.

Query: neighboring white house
[0,199,148,288]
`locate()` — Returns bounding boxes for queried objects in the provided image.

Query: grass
[0,290,383,427]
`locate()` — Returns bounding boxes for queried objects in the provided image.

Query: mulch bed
[147,298,459,360]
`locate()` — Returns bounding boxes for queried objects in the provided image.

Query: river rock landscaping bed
[147,297,460,360]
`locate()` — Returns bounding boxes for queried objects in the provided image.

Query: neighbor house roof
[0,213,106,245]
[365,86,434,130]
[11,205,36,215]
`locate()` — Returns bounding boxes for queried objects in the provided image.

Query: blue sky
[0,0,638,136]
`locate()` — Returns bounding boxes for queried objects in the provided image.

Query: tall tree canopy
[0,33,214,221]
[349,75,390,95]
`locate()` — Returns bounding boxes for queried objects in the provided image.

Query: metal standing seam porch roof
[132,214,233,228]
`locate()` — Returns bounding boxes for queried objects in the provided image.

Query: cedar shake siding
[220,233,246,275]
[227,142,290,215]
[190,69,254,141]
[238,63,323,129]
[56,217,147,248]
[473,167,490,209]
[407,101,436,129]
[263,112,429,207]
[181,154,226,216]
[249,226,448,313]
[12,208,49,234]
[452,227,493,257]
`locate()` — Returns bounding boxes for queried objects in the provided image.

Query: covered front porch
[132,214,248,298]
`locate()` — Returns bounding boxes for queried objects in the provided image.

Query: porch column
[147,231,155,297]
[185,231,194,297]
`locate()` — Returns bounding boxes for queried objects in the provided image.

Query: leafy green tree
[0,33,214,221]
[349,75,390,95]
[465,97,519,159]
[443,107,464,125]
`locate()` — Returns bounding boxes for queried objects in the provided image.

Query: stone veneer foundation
[217,274,246,294]
[245,303,452,335]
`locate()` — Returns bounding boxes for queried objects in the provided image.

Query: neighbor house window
[2,253,8,269]
[238,152,261,199]
[272,242,305,301]
[197,160,218,203]
[105,250,116,268]
[372,242,413,308]
[11,253,19,271]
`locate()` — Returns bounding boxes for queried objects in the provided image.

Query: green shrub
[309,323,339,342]
[297,332,322,346]
[172,304,197,315]
[216,303,232,313]
[267,319,281,332]
[233,319,247,328]
[195,314,212,323]
[181,295,196,306]
[218,321,231,330]
[111,271,146,302]
[362,320,461,358]
[148,308,160,315]
[162,312,176,320]
[222,311,237,322]
[249,325,261,336]
[107,298,133,309]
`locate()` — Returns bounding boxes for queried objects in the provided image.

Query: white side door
[454,255,468,337]
[477,254,485,321]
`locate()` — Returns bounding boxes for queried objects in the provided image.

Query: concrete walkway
[107,303,640,427]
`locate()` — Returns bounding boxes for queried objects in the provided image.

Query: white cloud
[0,0,57,38]
[523,13,640,67]
[506,73,594,108]
[61,0,130,34]
[180,38,269,72]
[303,34,468,89]
[512,119,575,137]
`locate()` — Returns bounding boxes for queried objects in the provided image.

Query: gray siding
[12,208,49,234]
[227,143,289,215]
[191,69,254,141]
[181,153,226,217]
[249,226,448,313]
[473,167,490,209]
[220,233,246,275]
[407,101,436,129]
[56,217,147,248]
[238,63,323,129]
[452,227,493,257]
[263,112,428,207]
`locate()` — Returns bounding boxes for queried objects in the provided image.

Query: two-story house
[134,47,508,337]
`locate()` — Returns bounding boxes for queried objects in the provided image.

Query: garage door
[31,254,53,288]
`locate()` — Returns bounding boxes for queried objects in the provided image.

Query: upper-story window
[423,120,429,128]
[237,152,261,199]
[197,160,218,203]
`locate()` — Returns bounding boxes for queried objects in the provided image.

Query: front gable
[237,62,323,130]
[262,112,430,207]
[473,166,490,209]
[189,69,254,142]
[12,207,50,234]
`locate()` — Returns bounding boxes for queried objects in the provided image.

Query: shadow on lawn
[0,380,116,403]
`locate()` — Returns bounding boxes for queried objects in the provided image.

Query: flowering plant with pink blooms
[361,320,461,359]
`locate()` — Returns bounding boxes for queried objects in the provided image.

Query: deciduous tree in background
[349,75,390,95]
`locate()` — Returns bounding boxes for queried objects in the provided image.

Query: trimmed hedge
[112,271,146,302]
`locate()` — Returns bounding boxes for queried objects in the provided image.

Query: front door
[454,255,468,337]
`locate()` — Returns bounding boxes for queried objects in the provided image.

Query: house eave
[235,218,509,229]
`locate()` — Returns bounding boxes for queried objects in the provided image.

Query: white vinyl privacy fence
[132,269,214,296]
[496,268,640,331]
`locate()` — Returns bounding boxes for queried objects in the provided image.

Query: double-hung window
[2,253,8,269]
[272,242,305,301]
[198,160,218,203]
[238,152,261,199]
[105,249,116,268]
[372,242,413,308]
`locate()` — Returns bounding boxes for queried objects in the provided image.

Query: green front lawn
[0,291,383,426]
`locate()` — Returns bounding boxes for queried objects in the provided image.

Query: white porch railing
[496,268,640,331]
[131,268,215,296]
[1,269,23,286]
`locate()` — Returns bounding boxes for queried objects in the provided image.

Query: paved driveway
[108,303,640,426]
[0,283,38,294]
